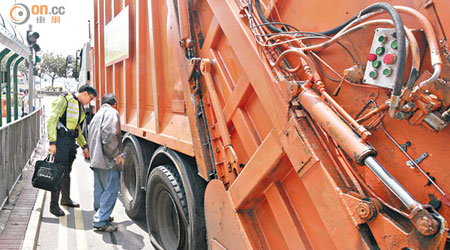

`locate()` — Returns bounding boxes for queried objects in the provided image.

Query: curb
[21,190,46,250]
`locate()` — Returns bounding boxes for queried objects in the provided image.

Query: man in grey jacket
[88,93,123,232]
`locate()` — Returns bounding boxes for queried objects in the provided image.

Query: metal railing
[0,107,43,209]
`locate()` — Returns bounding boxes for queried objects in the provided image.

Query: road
[35,95,154,250]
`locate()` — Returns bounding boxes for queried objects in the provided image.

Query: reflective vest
[47,93,87,148]
[59,93,85,130]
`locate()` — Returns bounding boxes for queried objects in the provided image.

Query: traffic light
[26,31,39,44]
[32,44,41,52]
[35,55,41,63]
[27,31,40,52]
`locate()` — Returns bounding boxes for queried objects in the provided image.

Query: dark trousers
[50,129,77,207]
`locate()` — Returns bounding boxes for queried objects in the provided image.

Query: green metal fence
[0,107,43,208]
[1,48,28,127]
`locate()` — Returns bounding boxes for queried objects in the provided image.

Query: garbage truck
[87,0,450,248]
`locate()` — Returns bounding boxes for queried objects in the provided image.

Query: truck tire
[146,156,206,250]
[146,165,188,250]
[120,137,146,219]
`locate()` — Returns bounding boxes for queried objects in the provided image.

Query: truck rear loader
[87,0,450,248]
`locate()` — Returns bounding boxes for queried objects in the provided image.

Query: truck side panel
[94,0,194,157]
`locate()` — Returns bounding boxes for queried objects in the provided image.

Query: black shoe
[94,223,118,232]
[50,204,65,217]
[61,199,80,207]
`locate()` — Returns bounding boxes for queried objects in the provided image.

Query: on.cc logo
[10,3,30,25]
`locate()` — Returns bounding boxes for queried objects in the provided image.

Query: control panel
[362,28,408,89]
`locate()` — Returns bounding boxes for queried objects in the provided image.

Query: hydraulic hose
[253,2,406,97]
[254,0,283,33]
[394,7,443,93]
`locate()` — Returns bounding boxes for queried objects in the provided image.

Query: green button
[372,60,381,68]
[383,68,392,76]
[369,71,378,79]
[391,40,398,50]
[376,47,385,55]
[378,35,387,43]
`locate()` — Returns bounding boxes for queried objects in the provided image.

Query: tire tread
[156,165,188,219]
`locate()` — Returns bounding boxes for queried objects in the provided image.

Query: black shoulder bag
[32,154,67,192]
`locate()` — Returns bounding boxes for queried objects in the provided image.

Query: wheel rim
[157,190,181,249]
[122,150,137,201]
[151,182,187,250]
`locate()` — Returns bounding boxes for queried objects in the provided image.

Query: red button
[383,54,396,64]
[368,53,377,61]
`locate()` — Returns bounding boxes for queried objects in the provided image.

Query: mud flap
[204,180,250,250]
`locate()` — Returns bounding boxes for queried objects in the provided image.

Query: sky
[0,0,94,56]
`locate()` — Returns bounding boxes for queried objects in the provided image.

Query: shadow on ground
[83,205,149,250]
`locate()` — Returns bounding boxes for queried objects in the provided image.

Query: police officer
[47,84,97,216]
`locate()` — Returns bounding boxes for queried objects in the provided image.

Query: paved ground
[0,156,40,250]
[36,149,153,250]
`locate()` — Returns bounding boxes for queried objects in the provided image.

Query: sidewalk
[0,136,48,250]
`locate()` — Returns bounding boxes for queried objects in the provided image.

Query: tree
[40,52,66,87]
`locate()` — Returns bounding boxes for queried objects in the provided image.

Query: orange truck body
[92,0,450,249]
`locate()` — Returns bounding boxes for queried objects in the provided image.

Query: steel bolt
[356,202,375,220]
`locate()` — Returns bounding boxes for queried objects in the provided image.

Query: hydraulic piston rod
[364,154,440,236]
[298,87,440,236]
[364,157,440,236]
[364,156,419,209]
